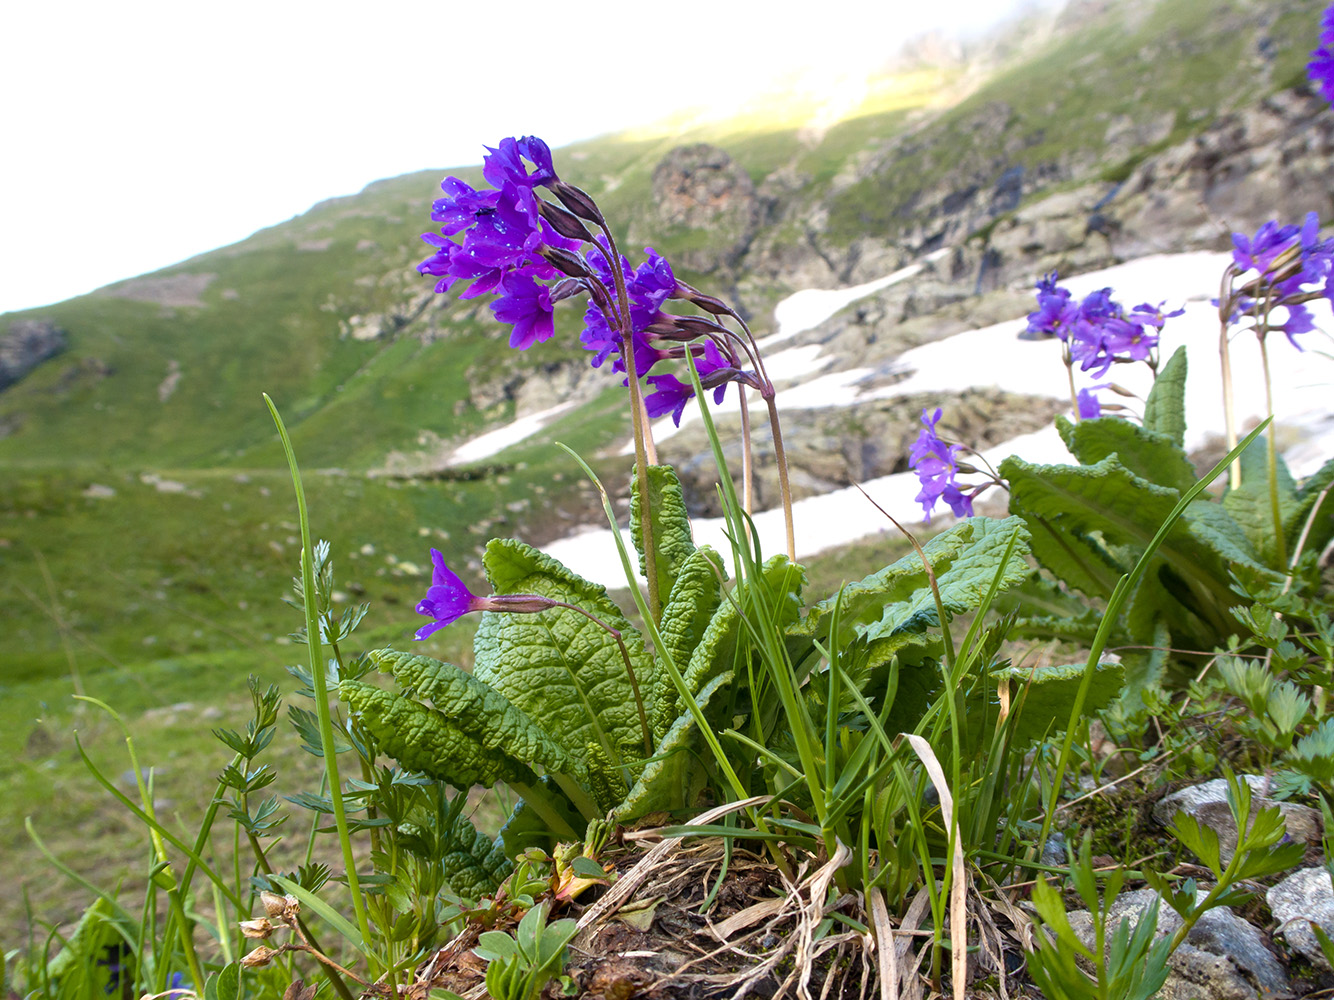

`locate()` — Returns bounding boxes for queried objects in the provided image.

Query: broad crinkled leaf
[865,516,1032,643]
[1002,454,1275,622]
[340,680,537,789]
[630,465,696,604]
[615,670,734,822]
[474,538,654,761]
[652,546,725,738]
[1141,344,1187,446]
[1021,516,1125,600]
[1056,414,1196,492]
[791,517,1030,644]
[368,648,581,780]
[991,660,1126,745]
[442,808,513,901]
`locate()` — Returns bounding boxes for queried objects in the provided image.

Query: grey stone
[1153,776,1321,865]
[1267,867,1334,970]
[1067,889,1290,1000]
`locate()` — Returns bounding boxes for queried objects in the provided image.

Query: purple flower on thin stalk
[1076,385,1109,420]
[909,408,977,521]
[415,549,557,640]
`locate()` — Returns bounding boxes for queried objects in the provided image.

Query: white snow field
[540,250,1334,588]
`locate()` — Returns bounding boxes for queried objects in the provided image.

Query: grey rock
[1153,776,1321,865]
[1067,888,1290,1000]
[1268,867,1334,970]
[0,318,66,392]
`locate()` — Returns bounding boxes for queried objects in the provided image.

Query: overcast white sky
[0,0,1053,316]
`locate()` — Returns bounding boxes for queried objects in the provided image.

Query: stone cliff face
[0,319,66,393]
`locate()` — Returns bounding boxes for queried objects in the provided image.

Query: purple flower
[909,408,976,520]
[482,136,556,190]
[491,270,555,350]
[415,549,559,639]
[1232,218,1305,275]
[415,550,484,639]
[1310,4,1334,102]
[1076,385,1106,420]
[1026,272,1078,339]
[644,374,694,426]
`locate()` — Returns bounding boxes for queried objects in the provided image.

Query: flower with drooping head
[1076,385,1105,420]
[415,549,560,639]
[1310,4,1334,103]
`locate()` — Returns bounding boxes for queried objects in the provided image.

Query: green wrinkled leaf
[652,546,725,738]
[441,810,512,901]
[992,660,1126,745]
[369,648,580,780]
[631,465,696,604]
[1142,344,1187,445]
[791,516,1031,644]
[865,516,1031,642]
[340,681,538,789]
[1002,454,1277,629]
[615,670,733,821]
[1056,413,1196,491]
[498,776,587,858]
[475,538,654,761]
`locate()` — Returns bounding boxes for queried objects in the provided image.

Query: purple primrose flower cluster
[417,136,763,427]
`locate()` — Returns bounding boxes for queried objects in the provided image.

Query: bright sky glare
[0,0,1055,316]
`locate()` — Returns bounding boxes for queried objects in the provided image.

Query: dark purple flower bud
[549,277,586,302]
[491,270,556,350]
[540,246,592,278]
[538,200,595,243]
[675,279,732,316]
[550,180,605,225]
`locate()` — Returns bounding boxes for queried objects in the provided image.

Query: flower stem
[1258,333,1287,563]
[599,225,661,622]
[1062,346,1080,421]
[739,390,754,515]
[1219,267,1241,489]
[764,392,797,562]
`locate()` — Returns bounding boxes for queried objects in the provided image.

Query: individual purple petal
[1310,6,1334,103]
[491,270,555,350]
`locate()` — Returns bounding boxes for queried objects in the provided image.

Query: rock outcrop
[0,319,66,392]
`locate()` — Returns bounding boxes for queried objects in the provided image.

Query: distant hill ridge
[0,0,1325,475]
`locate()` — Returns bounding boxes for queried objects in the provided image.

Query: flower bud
[551,181,605,225]
[676,280,730,315]
[540,246,592,279]
[550,278,587,302]
[671,315,729,336]
[241,945,280,968]
[480,594,562,615]
[538,200,594,242]
[240,917,275,939]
